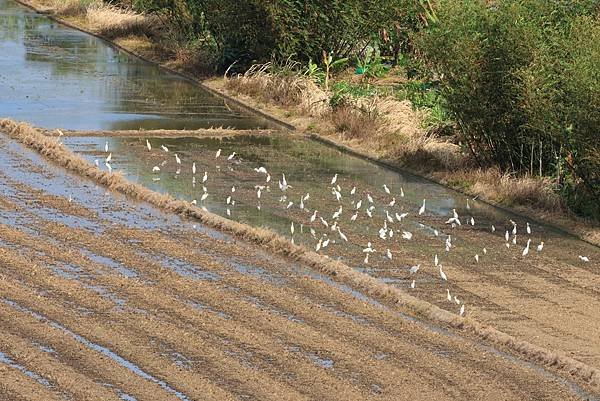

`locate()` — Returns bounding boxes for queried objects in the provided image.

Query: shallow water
[0,0,267,130]
[64,134,600,271]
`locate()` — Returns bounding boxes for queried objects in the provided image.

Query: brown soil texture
[0,131,596,400]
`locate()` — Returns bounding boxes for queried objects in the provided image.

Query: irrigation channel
[1,0,600,399]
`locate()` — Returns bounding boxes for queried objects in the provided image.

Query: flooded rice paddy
[63,133,600,375]
[1,132,593,400]
[0,0,268,130]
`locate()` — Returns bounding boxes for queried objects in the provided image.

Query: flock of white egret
[94,139,593,317]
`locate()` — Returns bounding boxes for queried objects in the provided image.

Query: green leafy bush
[415,0,600,218]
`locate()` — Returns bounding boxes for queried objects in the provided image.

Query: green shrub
[415,0,600,218]
[130,0,421,69]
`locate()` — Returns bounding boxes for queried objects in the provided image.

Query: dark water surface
[0,0,267,130]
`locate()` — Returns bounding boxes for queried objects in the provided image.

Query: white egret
[447,289,452,302]
[322,238,330,248]
[290,222,295,235]
[286,201,293,209]
[434,254,439,266]
[226,196,231,205]
[191,199,197,205]
[320,217,329,228]
[363,242,375,253]
[522,239,531,256]
[338,228,348,242]
[491,225,496,232]
[350,186,356,195]
[411,280,416,289]
[396,212,408,222]
[389,198,396,207]
[579,255,590,262]
[409,264,420,274]
[466,198,471,210]
[383,184,390,194]
[254,166,267,174]
[331,174,338,185]
[483,248,487,255]
[105,153,112,163]
[192,162,196,175]
[215,148,222,158]
[526,222,531,234]
[366,209,373,218]
[226,208,231,216]
[310,210,318,222]
[152,166,160,172]
[332,206,343,220]
[315,238,322,252]
[470,217,475,226]
[175,154,181,164]
[537,241,544,252]
[333,190,342,202]
[367,193,374,203]
[512,235,517,245]
[350,211,358,221]
[400,187,405,197]
[419,199,426,215]
[439,266,447,281]
[386,249,393,260]
[475,254,479,263]
[201,192,209,201]
[460,304,465,316]
[505,231,510,242]
[104,141,109,152]
[402,231,413,240]
[356,200,363,210]
[161,145,169,152]
[227,152,236,160]
[146,139,152,151]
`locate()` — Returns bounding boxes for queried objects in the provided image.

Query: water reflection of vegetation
[0,0,266,130]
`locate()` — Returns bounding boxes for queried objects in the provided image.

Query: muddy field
[1,129,598,400]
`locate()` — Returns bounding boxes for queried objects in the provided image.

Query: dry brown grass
[86,4,154,38]
[225,63,330,117]
[2,118,599,389]
[438,168,564,213]
[330,105,380,139]
[47,0,97,16]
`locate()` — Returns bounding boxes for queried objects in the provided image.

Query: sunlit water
[0,0,268,130]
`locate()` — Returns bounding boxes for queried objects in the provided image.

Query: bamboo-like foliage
[415,0,600,218]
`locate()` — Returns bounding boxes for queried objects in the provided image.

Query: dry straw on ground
[1,118,598,390]
[85,4,154,38]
